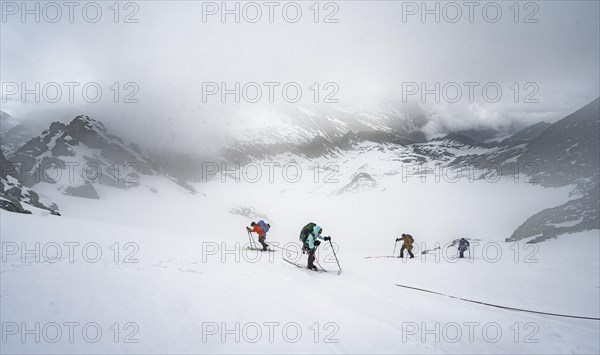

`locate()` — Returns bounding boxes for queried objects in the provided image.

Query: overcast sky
[1,0,599,149]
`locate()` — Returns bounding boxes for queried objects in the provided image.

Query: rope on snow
[394,284,600,321]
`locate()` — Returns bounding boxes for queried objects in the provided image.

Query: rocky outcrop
[336,172,378,194]
[1,149,60,215]
[508,178,599,242]
[502,98,600,241]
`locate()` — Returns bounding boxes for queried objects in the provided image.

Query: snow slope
[1,162,599,354]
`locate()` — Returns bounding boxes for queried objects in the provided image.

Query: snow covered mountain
[451,98,599,187]
[7,115,194,199]
[498,121,552,148]
[221,103,428,163]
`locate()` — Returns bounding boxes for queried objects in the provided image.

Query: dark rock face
[1,149,60,214]
[0,198,32,214]
[508,179,599,242]
[504,98,600,242]
[64,182,100,199]
[1,149,11,179]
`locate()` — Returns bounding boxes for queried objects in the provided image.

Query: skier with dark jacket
[458,238,470,258]
[299,222,330,271]
[396,234,415,258]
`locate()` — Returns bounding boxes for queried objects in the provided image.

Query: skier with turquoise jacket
[299,222,331,271]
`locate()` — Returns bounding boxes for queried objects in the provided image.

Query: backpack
[257,220,270,233]
[406,234,414,243]
[299,222,316,244]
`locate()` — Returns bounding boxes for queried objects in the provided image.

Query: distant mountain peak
[1,111,20,134]
[499,121,551,147]
[68,115,107,133]
[432,133,479,147]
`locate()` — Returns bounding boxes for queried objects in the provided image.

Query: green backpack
[299,222,317,245]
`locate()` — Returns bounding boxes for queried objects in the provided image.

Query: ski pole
[247,230,256,249]
[328,239,342,272]
[392,239,398,257]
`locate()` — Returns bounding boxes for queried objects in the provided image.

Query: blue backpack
[257,220,270,233]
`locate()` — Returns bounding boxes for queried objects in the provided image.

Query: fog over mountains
[2,98,598,242]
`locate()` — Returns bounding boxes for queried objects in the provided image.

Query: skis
[364,255,400,259]
[245,247,276,252]
[282,258,326,272]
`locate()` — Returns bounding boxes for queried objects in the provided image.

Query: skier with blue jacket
[299,223,331,271]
